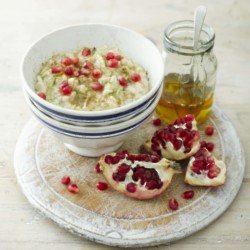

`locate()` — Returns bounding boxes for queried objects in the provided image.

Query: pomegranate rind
[185,156,226,187]
[99,153,181,200]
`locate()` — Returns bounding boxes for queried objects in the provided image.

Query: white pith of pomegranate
[99,151,181,200]
[144,114,201,160]
[185,147,226,187]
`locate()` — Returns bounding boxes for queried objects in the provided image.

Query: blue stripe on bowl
[33,110,153,139]
[29,85,160,122]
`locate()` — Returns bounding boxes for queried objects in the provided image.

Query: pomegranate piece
[95,163,102,173]
[105,52,115,60]
[38,92,46,100]
[99,151,181,200]
[71,57,79,65]
[68,184,79,194]
[143,114,200,160]
[61,175,71,185]
[107,59,119,68]
[205,125,214,136]
[185,148,226,187]
[60,81,73,95]
[61,57,72,66]
[91,82,104,91]
[82,47,91,56]
[131,73,141,82]
[97,181,108,191]
[169,198,179,211]
[64,66,74,76]
[92,69,102,79]
[182,190,194,199]
[118,76,128,87]
[152,117,161,126]
[51,66,62,74]
[205,142,215,152]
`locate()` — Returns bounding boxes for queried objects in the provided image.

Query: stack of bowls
[21,24,164,157]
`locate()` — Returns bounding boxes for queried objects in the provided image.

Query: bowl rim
[20,23,164,117]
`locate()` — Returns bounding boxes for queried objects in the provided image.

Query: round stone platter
[14,106,245,248]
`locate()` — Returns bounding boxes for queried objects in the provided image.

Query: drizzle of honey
[156,73,213,124]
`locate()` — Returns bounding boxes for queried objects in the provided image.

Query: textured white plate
[14,106,245,248]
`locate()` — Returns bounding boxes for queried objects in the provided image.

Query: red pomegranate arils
[61,176,71,185]
[83,61,93,70]
[38,92,46,100]
[92,69,102,79]
[60,81,73,95]
[117,164,131,174]
[126,183,137,193]
[205,142,215,152]
[105,52,115,60]
[51,66,62,74]
[131,73,141,82]
[95,163,101,173]
[205,126,214,136]
[152,118,161,126]
[61,57,72,66]
[91,82,104,91]
[71,57,79,65]
[68,184,79,194]
[64,66,74,76]
[82,47,91,56]
[208,169,218,179]
[107,59,119,68]
[97,181,108,191]
[169,198,179,211]
[114,54,122,60]
[182,190,194,199]
[118,76,128,87]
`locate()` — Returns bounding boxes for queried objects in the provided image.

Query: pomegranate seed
[152,118,161,126]
[82,47,91,56]
[117,164,130,174]
[61,176,71,185]
[104,155,113,164]
[107,59,119,68]
[192,166,201,174]
[60,81,72,95]
[126,183,137,193]
[95,163,101,173]
[61,57,72,66]
[97,181,108,190]
[193,159,203,168]
[38,92,46,100]
[205,126,214,136]
[208,170,218,179]
[169,198,179,211]
[112,172,126,182]
[151,143,160,152]
[131,73,141,82]
[68,184,79,193]
[205,142,215,152]
[173,139,182,150]
[150,155,161,163]
[114,54,122,60]
[118,76,128,87]
[146,180,158,190]
[186,122,192,129]
[184,114,194,122]
[64,66,74,76]
[91,82,104,91]
[92,69,102,79]
[105,52,115,60]
[51,66,62,74]
[182,190,194,199]
[71,57,79,65]
[200,141,206,148]
[81,68,91,77]
[83,61,93,70]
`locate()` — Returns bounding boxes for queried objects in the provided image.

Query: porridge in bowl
[35,47,150,111]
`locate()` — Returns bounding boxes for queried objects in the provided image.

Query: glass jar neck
[164,20,215,56]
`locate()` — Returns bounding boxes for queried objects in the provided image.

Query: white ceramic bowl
[24,85,162,157]
[21,23,164,124]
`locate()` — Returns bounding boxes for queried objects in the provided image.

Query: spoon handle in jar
[193,6,207,50]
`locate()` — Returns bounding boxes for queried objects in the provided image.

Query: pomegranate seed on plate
[61,176,71,185]
[91,82,104,91]
[107,59,119,68]
[71,57,79,65]
[60,81,72,95]
[61,57,72,66]
[51,66,62,74]
[131,73,141,82]
[95,163,102,173]
[208,169,217,179]
[105,52,115,60]
[118,76,128,87]
[92,69,102,79]
[64,66,74,76]
[205,125,214,136]
[82,47,91,56]
[126,183,137,193]
[38,92,46,100]
[68,184,79,193]
[152,117,161,126]
[97,181,108,191]
[83,61,93,69]
[205,142,215,152]
[169,198,179,211]
[182,190,194,199]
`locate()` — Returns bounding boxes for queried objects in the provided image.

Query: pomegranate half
[185,147,226,186]
[99,151,181,200]
[143,114,201,161]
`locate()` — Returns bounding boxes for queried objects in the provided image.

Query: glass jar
[156,20,217,124]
